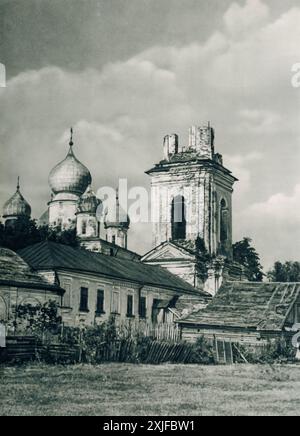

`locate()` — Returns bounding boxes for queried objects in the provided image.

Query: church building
[142,124,245,295]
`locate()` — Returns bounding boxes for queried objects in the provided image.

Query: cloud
[0,0,299,263]
[237,185,300,269]
[237,109,283,134]
[224,0,270,37]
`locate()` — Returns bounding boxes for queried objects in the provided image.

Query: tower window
[82,220,87,235]
[112,235,116,245]
[171,195,186,240]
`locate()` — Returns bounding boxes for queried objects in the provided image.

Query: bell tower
[146,124,237,258]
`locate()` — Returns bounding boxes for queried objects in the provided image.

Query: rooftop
[0,247,62,292]
[178,281,300,331]
[18,241,208,296]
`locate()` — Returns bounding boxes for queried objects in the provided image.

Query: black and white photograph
[0,0,300,418]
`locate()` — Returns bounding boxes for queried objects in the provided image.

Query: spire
[16,176,20,192]
[69,127,74,147]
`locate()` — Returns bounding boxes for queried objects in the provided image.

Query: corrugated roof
[18,241,208,296]
[0,248,62,292]
[178,281,300,331]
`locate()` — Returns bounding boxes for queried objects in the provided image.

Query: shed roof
[178,281,300,331]
[18,241,208,296]
[0,247,62,292]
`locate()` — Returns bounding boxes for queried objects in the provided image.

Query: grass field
[1,363,300,416]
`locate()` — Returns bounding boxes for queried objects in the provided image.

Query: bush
[234,337,296,364]
[188,337,215,365]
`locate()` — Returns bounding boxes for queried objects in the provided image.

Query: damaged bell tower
[142,123,244,296]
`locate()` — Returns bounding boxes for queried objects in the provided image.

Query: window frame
[126,294,134,318]
[79,287,89,313]
[95,289,105,315]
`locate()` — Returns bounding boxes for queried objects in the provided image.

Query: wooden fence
[0,336,79,364]
[112,321,182,343]
[95,339,194,364]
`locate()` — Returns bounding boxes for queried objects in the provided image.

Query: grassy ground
[1,363,300,416]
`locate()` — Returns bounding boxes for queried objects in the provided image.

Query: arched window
[171,195,186,240]
[82,220,87,235]
[220,199,228,243]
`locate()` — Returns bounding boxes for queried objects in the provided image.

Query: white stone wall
[106,227,128,249]
[150,163,234,257]
[57,271,179,327]
[48,199,78,229]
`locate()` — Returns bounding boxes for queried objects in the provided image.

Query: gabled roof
[18,241,207,296]
[141,240,196,263]
[178,281,300,331]
[0,248,62,293]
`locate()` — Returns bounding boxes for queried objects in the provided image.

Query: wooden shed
[178,282,300,347]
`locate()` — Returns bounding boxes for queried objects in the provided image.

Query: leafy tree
[233,237,263,282]
[195,237,213,281]
[39,224,78,247]
[15,301,62,335]
[0,218,78,251]
[0,217,41,251]
[268,261,300,282]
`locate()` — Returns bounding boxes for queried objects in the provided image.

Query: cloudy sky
[0,0,299,269]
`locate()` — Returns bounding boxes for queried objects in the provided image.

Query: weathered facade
[0,248,63,322]
[178,282,300,347]
[142,124,245,296]
[18,241,209,327]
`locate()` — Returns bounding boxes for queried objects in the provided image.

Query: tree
[15,301,62,335]
[233,237,263,282]
[0,218,78,251]
[0,218,41,251]
[268,261,300,282]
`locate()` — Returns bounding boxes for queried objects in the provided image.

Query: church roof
[0,248,62,292]
[18,241,207,296]
[104,190,130,229]
[3,179,31,219]
[178,281,300,331]
[49,130,92,196]
[77,185,101,214]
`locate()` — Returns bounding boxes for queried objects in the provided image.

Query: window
[62,283,71,307]
[171,195,186,240]
[79,287,89,312]
[152,299,161,324]
[57,218,63,230]
[220,199,228,243]
[139,296,147,319]
[96,290,105,314]
[112,291,120,314]
[127,294,134,317]
[112,235,116,245]
[82,220,87,235]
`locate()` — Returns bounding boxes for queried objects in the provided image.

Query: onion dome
[49,128,92,196]
[77,185,101,214]
[104,189,130,229]
[3,178,31,219]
